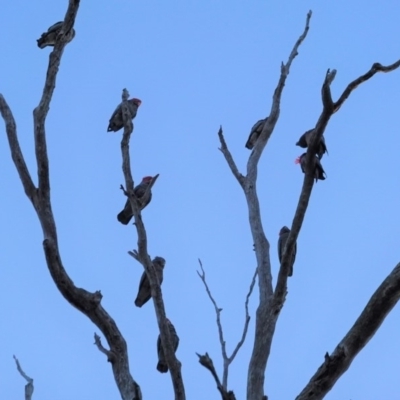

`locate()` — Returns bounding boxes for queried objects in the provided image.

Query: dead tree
[1,3,400,400]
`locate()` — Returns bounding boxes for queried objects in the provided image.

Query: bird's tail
[157,362,168,373]
[36,38,46,49]
[117,209,132,225]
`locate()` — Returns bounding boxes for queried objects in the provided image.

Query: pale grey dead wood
[273,71,336,303]
[196,353,237,400]
[13,355,34,400]
[120,90,186,400]
[333,59,400,112]
[296,262,400,400]
[197,260,256,391]
[245,11,312,400]
[94,333,116,363]
[217,126,245,188]
[2,3,142,399]
[275,60,400,305]
[33,0,80,199]
[0,96,37,205]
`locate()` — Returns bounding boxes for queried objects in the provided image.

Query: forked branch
[13,355,34,400]
[197,260,257,390]
[2,3,142,400]
[196,353,237,400]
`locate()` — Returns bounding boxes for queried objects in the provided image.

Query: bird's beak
[294,157,301,164]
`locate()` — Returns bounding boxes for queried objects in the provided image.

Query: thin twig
[228,267,257,363]
[197,260,257,390]
[197,260,228,361]
[13,355,34,400]
[217,126,245,188]
[94,333,115,363]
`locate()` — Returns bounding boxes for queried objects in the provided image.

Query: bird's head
[141,176,153,183]
[131,98,142,107]
[295,153,306,164]
[279,226,290,235]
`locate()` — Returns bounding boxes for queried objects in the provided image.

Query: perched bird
[295,153,326,182]
[117,176,153,225]
[278,226,297,277]
[134,257,166,308]
[157,319,180,373]
[107,98,142,132]
[245,118,267,149]
[37,21,75,49]
[296,129,328,159]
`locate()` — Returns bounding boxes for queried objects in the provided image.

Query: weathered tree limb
[13,355,34,400]
[217,126,245,188]
[334,60,400,113]
[120,90,186,400]
[244,11,312,400]
[196,353,237,400]
[197,260,257,391]
[1,3,142,400]
[296,262,400,400]
[275,58,400,305]
[0,97,37,204]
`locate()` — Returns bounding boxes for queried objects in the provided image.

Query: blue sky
[1,1,400,399]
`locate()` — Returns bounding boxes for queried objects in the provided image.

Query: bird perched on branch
[296,129,328,159]
[295,153,326,182]
[107,98,142,132]
[37,22,75,49]
[277,226,297,277]
[245,118,267,149]
[134,257,166,308]
[157,319,180,373]
[117,176,153,225]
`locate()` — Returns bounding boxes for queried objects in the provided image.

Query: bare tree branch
[217,126,245,188]
[1,4,143,400]
[94,333,116,363]
[120,90,186,400]
[33,0,80,198]
[197,260,257,391]
[334,60,400,113]
[228,267,257,363]
[297,262,400,400]
[246,11,312,400]
[13,355,34,400]
[0,96,37,205]
[196,353,237,400]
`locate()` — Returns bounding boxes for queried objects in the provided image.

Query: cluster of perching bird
[38,21,179,374]
[37,21,329,368]
[247,118,329,276]
[246,118,328,182]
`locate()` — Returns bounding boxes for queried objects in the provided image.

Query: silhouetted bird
[117,176,153,225]
[277,226,297,277]
[107,98,141,132]
[295,153,326,182]
[296,129,328,159]
[134,257,165,308]
[157,319,180,373]
[37,22,75,48]
[245,118,267,149]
